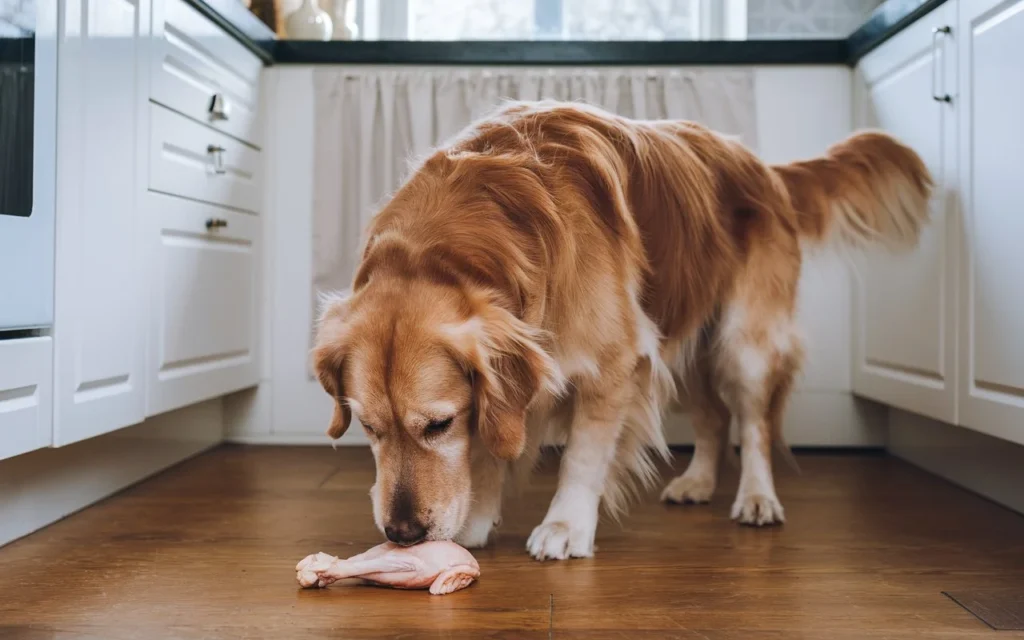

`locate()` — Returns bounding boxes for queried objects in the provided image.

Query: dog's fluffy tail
[773,130,933,250]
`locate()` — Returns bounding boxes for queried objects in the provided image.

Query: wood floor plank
[0,445,1022,639]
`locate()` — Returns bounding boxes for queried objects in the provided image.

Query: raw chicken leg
[295,541,480,595]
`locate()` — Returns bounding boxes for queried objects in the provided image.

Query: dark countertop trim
[183,0,276,64]
[188,0,944,67]
[847,0,950,62]
[273,39,849,66]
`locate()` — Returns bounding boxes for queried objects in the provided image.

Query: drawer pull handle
[209,93,231,121]
[206,144,227,175]
[205,218,228,230]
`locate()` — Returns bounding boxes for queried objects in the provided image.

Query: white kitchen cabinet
[0,338,53,461]
[851,3,959,424]
[146,193,261,416]
[151,0,263,146]
[956,0,1024,447]
[52,0,150,446]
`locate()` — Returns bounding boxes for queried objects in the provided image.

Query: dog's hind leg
[661,356,731,505]
[713,301,803,527]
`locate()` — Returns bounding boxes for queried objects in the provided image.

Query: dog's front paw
[527,521,595,561]
[661,472,716,504]
[455,515,497,549]
[731,492,785,526]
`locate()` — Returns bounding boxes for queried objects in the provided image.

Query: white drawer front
[150,104,261,213]
[0,337,53,461]
[152,0,262,145]
[147,193,260,416]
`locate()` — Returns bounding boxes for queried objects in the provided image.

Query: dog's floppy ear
[312,292,354,440]
[443,307,564,460]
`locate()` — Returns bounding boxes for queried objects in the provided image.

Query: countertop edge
[183,0,944,68]
[846,0,950,64]
[182,0,276,64]
[272,40,849,66]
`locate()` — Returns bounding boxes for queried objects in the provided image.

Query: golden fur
[313,101,932,557]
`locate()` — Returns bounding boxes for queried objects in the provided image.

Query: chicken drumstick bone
[295,541,480,595]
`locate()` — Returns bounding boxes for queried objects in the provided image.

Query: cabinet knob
[205,218,228,230]
[209,93,231,121]
[206,144,227,174]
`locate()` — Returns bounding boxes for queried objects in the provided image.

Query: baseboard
[227,433,347,445]
[888,408,1024,516]
[663,389,886,447]
[0,399,225,548]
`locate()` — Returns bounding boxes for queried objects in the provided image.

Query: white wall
[228,64,885,447]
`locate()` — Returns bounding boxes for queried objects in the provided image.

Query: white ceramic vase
[286,0,333,41]
[331,0,359,40]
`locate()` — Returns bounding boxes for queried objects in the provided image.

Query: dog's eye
[425,417,454,438]
[360,421,377,437]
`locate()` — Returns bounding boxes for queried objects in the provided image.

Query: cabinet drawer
[151,0,262,145]
[0,337,53,461]
[147,193,260,416]
[150,104,261,213]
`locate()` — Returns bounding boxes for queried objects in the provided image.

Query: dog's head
[312,276,562,545]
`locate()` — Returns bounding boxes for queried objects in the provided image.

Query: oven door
[0,0,56,331]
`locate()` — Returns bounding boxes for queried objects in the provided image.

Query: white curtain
[312,66,758,298]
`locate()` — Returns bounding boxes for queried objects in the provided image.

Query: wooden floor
[1,446,1022,639]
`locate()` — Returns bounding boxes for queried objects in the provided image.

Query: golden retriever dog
[312,101,931,560]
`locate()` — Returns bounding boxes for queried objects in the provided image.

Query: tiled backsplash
[747,0,883,38]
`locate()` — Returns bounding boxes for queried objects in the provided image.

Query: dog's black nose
[385,520,427,545]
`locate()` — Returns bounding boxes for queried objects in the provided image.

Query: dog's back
[459,102,931,345]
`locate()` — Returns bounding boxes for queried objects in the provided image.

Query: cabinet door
[53,0,149,446]
[851,4,959,424]
[957,0,1024,446]
[147,193,260,416]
